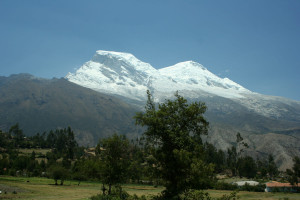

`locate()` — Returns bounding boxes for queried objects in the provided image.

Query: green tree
[226,132,249,176]
[49,165,69,185]
[135,91,213,198]
[65,126,77,159]
[203,142,225,173]
[0,130,6,147]
[256,159,268,178]
[30,151,36,160]
[227,146,238,176]
[287,156,300,187]
[96,134,130,194]
[9,123,25,147]
[46,130,57,148]
[267,155,278,179]
[237,156,257,178]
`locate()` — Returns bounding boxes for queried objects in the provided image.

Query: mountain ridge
[65,50,300,170]
[66,50,253,101]
[0,74,141,146]
[66,50,300,119]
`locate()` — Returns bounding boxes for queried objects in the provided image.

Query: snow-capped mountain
[66,50,252,101]
[66,50,155,101]
[66,50,300,121]
[1,50,298,170]
[158,61,251,99]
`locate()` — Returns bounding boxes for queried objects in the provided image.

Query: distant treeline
[1,123,300,200]
[0,124,278,181]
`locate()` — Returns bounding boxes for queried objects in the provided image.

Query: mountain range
[66,50,300,170]
[1,50,299,170]
[66,50,250,102]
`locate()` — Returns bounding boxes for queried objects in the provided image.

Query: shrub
[90,194,146,200]
[150,190,239,200]
[90,186,146,200]
[239,183,265,192]
[214,182,238,190]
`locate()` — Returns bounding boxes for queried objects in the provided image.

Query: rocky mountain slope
[0,74,141,146]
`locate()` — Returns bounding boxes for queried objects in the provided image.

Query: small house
[234,181,260,187]
[265,181,300,192]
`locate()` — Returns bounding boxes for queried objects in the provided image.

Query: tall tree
[66,126,77,159]
[237,156,257,178]
[287,156,300,187]
[96,134,130,194]
[267,155,278,179]
[135,91,213,198]
[9,123,24,147]
[227,146,238,176]
[227,132,249,176]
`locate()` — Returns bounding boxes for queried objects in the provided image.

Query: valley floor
[0,176,300,200]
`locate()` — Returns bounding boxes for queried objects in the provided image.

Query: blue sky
[0,0,299,100]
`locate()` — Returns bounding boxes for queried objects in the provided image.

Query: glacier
[66,50,253,101]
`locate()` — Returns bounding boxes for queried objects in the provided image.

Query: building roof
[266,181,300,188]
[234,181,259,186]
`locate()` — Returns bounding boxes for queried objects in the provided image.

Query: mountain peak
[66,50,251,101]
[164,60,207,71]
[95,50,135,60]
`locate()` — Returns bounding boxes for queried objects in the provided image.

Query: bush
[239,183,265,192]
[90,194,146,200]
[214,182,238,190]
[90,186,147,200]
[181,190,212,200]
[150,190,239,200]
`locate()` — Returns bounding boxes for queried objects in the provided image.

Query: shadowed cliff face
[0,74,141,147]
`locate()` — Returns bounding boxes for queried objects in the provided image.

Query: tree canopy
[96,134,130,194]
[287,156,300,186]
[135,91,214,198]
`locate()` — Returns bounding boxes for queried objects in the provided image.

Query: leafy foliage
[48,164,69,185]
[287,156,300,186]
[96,134,131,194]
[135,91,213,198]
[237,156,257,178]
[0,105,283,196]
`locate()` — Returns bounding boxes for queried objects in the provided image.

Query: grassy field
[0,176,163,200]
[1,176,300,200]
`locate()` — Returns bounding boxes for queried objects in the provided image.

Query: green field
[0,176,300,200]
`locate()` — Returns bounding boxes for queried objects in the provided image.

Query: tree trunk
[102,184,106,195]
[108,184,112,195]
